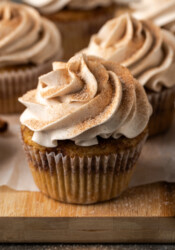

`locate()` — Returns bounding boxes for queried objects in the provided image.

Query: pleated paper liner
[147,85,175,137]
[22,131,147,205]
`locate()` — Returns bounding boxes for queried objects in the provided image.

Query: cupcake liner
[23,134,147,204]
[147,86,175,137]
[52,11,114,61]
[0,56,60,114]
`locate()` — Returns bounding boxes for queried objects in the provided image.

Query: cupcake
[131,0,175,36]
[0,2,62,114]
[19,54,152,204]
[83,14,175,136]
[23,0,116,60]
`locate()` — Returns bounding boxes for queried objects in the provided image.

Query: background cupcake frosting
[84,14,175,92]
[19,54,152,147]
[0,2,62,67]
[22,0,114,13]
[132,0,175,30]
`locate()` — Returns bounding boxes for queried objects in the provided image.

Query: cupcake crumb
[0,118,8,133]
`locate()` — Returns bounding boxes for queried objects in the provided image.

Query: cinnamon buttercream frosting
[83,14,175,92]
[23,0,113,14]
[0,2,62,67]
[132,0,175,33]
[19,54,152,147]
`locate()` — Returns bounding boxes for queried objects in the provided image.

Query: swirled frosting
[84,14,175,92]
[23,0,113,14]
[131,0,175,32]
[0,2,62,67]
[19,54,152,147]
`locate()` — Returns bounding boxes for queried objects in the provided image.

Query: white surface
[0,115,175,192]
[131,121,175,186]
[0,115,39,191]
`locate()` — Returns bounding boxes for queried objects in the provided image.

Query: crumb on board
[0,118,8,133]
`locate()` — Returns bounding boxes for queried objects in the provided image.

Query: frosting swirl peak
[19,54,152,147]
[84,14,175,92]
[0,2,62,67]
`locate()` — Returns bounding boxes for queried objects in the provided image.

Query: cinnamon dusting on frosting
[25,119,49,130]
[83,14,175,92]
[19,54,152,147]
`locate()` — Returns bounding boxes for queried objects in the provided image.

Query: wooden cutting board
[0,182,175,243]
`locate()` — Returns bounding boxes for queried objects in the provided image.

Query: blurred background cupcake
[22,0,117,60]
[131,0,175,36]
[0,1,62,114]
[19,54,152,204]
[83,14,175,136]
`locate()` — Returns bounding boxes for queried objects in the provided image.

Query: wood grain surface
[0,182,175,243]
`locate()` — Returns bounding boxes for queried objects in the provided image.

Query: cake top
[19,54,152,147]
[0,1,62,67]
[23,0,114,14]
[83,14,175,92]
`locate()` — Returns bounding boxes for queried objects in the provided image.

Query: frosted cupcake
[0,2,62,114]
[19,54,152,204]
[83,14,175,136]
[131,0,175,36]
[23,0,116,60]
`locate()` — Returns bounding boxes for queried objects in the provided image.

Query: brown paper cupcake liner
[147,86,175,137]
[52,11,114,61]
[0,56,60,114]
[23,134,147,204]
